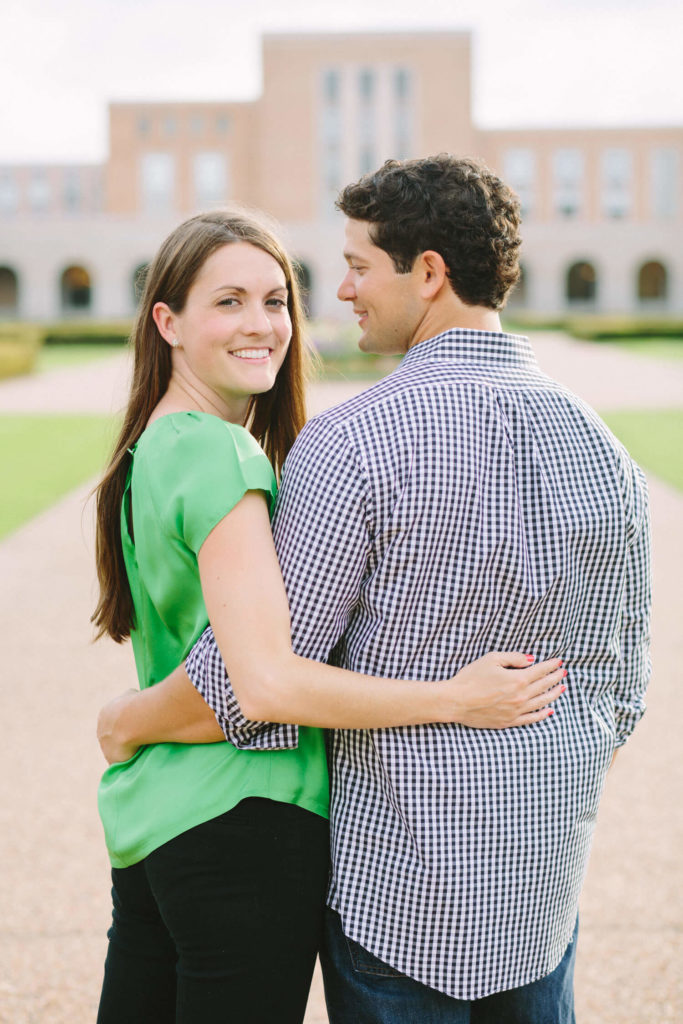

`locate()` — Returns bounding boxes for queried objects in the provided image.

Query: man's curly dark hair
[336,155,522,310]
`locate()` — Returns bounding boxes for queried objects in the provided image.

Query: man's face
[337,219,423,354]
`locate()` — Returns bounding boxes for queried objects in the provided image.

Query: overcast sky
[2,0,682,163]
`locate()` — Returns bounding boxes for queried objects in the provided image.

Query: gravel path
[0,334,680,1022]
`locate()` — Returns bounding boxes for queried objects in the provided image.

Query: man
[104,156,651,1021]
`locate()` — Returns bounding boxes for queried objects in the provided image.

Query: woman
[92,209,564,1023]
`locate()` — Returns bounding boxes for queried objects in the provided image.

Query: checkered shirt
[186,328,651,999]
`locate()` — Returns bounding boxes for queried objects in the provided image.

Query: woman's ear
[152,302,177,347]
[418,250,448,299]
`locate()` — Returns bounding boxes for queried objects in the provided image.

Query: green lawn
[37,343,126,372]
[0,415,116,539]
[602,409,683,492]
[598,337,683,361]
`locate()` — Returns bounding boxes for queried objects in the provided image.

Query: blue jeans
[321,908,578,1024]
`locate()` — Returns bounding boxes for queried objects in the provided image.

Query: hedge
[42,321,132,346]
[0,325,43,379]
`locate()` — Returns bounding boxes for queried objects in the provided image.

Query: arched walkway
[60,265,92,312]
[0,266,19,316]
[637,260,668,303]
[566,261,597,305]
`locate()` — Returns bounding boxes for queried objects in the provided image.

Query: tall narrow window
[140,153,175,213]
[320,68,343,215]
[553,149,584,218]
[394,68,413,160]
[0,174,19,214]
[63,169,82,213]
[28,170,50,213]
[358,68,376,177]
[503,149,536,217]
[650,149,678,219]
[601,149,633,219]
[193,152,228,208]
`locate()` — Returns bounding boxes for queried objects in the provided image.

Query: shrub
[0,324,42,379]
[42,321,132,346]
[565,316,683,340]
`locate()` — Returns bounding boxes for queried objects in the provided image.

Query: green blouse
[98,412,329,869]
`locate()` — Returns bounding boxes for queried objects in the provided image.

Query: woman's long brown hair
[92,210,312,643]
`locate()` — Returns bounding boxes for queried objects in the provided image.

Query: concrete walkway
[0,334,681,1022]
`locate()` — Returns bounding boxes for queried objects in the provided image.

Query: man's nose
[337,272,355,302]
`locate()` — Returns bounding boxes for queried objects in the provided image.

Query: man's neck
[407,301,503,350]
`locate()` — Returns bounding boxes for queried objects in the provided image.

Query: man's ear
[417,251,448,299]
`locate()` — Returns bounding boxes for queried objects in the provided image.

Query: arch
[637,260,668,302]
[60,265,92,312]
[132,262,150,306]
[566,261,597,304]
[294,260,313,319]
[0,266,19,315]
[507,262,528,307]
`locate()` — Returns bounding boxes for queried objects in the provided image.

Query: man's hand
[97,689,141,765]
[450,653,566,729]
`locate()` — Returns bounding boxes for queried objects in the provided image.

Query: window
[215,114,231,135]
[28,171,50,212]
[553,149,584,218]
[163,115,177,137]
[395,68,410,101]
[394,68,413,160]
[63,169,82,213]
[358,68,376,177]
[140,153,175,213]
[503,149,536,217]
[137,116,150,137]
[0,174,19,214]
[323,70,340,105]
[359,68,375,101]
[193,152,228,208]
[190,114,204,136]
[601,149,633,219]
[650,149,678,219]
[320,67,344,215]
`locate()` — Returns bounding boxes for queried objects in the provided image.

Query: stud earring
[171,338,179,348]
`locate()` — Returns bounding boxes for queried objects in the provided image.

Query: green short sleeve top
[97,412,329,869]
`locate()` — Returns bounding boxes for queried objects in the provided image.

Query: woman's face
[167,241,292,414]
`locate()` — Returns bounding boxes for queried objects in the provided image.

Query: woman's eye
[218,297,238,307]
[266,298,287,308]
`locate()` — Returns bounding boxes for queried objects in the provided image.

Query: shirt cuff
[185,625,299,750]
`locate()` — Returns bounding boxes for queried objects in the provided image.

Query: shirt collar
[398,328,539,372]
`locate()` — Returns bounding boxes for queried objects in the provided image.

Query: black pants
[97,798,330,1024]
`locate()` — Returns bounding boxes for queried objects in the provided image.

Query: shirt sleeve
[186,414,371,748]
[148,413,276,555]
[613,462,652,746]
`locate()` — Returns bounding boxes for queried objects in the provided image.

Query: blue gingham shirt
[186,329,651,999]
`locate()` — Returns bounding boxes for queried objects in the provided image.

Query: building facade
[1,31,681,321]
